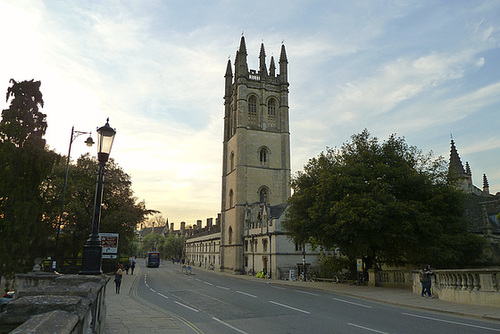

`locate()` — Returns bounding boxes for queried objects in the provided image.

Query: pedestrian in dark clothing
[131,257,136,275]
[420,265,434,297]
[115,264,124,294]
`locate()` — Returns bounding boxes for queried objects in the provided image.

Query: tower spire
[483,173,490,194]
[235,35,248,79]
[259,43,268,77]
[269,56,276,77]
[279,42,288,83]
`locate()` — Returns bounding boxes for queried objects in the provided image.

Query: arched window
[248,95,258,125]
[268,98,277,128]
[228,227,233,245]
[259,187,268,204]
[230,152,235,170]
[259,147,268,165]
[229,189,234,208]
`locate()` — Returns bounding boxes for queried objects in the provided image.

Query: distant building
[448,139,500,263]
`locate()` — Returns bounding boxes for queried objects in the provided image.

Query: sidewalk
[103,264,500,333]
[103,265,196,333]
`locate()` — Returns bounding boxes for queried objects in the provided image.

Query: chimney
[207,218,213,228]
[180,221,186,231]
[170,223,174,231]
[197,220,202,229]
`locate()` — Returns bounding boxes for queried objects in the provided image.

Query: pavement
[103,263,500,333]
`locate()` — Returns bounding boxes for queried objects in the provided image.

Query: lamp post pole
[54,126,94,269]
[80,118,116,275]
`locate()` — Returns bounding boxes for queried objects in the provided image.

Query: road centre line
[157,293,169,299]
[236,291,257,298]
[217,286,230,290]
[294,290,319,296]
[195,278,201,282]
[175,301,200,313]
[269,300,310,314]
[402,312,500,332]
[332,297,373,308]
[212,317,248,334]
[150,288,157,293]
[348,323,390,334]
[204,281,214,286]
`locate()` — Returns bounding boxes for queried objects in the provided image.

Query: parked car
[0,291,14,310]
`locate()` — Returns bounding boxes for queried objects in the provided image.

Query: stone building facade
[184,36,319,277]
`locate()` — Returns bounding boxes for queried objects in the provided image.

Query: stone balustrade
[0,273,108,333]
[368,269,412,288]
[411,268,500,307]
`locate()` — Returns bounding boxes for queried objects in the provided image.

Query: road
[131,261,500,334]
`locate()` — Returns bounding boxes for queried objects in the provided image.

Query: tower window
[268,98,277,128]
[259,187,268,204]
[248,95,258,125]
[229,189,234,208]
[230,152,235,170]
[228,227,233,245]
[259,148,268,165]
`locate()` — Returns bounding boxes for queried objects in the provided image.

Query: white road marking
[269,300,310,314]
[195,278,202,282]
[332,297,373,308]
[175,301,199,312]
[348,323,390,333]
[213,317,248,334]
[236,291,257,298]
[295,290,319,296]
[217,286,230,290]
[269,285,286,290]
[157,293,169,299]
[402,312,500,332]
[150,288,156,293]
[204,281,214,286]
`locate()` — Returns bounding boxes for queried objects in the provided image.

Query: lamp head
[96,118,116,164]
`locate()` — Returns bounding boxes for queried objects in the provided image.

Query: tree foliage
[0,79,57,279]
[0,79,154,281]
[283,129,484,269]
[42,154,152,262]
[140,233,185,260]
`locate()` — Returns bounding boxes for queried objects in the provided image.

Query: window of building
[295,242,303,252]
[263,239,268,252]
[245,240,248,251]
[268,98,277,128]
[229,189,234,208]
[259,147,269,166]
[230,152,234,170]
[248,95,258,125]
[228,227,233,245]
[259,187,268,204]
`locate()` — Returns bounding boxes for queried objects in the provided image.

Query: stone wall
[411,268,500,307]
[0,273,108,333]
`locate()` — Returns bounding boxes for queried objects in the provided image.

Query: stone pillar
[368,269,377,287]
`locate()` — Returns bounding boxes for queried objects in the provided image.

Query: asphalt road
[132,261,500,334]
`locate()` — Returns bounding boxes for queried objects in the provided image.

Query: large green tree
[283,129,484,269]
[42,154,152,263]
[0,79,57,280]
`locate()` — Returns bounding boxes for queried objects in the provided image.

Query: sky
[1,1,500,229]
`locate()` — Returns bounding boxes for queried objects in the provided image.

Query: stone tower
[220,36,291,273]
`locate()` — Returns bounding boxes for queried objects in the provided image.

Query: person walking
[114,264,124,294]
[420,265,434,297]
[130,257,136,275]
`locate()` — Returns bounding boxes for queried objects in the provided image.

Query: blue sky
[1,1,500,228]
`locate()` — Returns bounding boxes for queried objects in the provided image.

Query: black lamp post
[80,118,116,275]
[54,127,94,269]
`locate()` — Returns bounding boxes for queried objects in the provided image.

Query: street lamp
[80,118,116,275]
[54,127,94,268]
